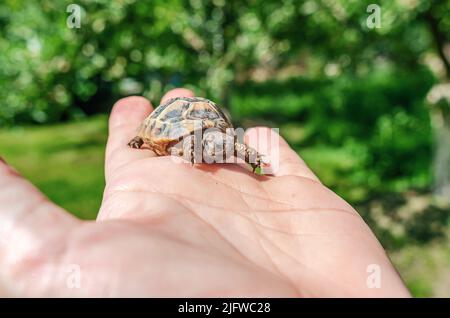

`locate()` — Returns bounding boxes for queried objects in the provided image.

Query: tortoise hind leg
[234,142,267,173]
[128,136,144,149]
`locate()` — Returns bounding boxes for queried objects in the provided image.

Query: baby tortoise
[128,97,268,172]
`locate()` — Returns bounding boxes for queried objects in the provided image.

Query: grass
[390,242,450,297]
[0,116,449,296]
[0,115,108,219]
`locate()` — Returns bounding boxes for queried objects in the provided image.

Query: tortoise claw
[128,136,144,149]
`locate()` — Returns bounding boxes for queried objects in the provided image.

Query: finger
[105,96,154,181]
[244,127,320,181]
[0,159,78,295]
[160,88,195,104]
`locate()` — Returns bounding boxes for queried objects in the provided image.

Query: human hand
[0,88,410,297]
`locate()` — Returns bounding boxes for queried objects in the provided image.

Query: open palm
[0,89,409,297]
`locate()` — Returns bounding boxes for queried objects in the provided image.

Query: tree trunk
[421,7,450,201]
[429,84,450,201]
[433,113,450,200]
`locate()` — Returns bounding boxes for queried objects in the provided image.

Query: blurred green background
[1,0,450,296]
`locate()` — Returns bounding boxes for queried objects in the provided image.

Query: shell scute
[188,106,220,120]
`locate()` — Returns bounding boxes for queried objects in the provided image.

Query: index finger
[105,96,154,181]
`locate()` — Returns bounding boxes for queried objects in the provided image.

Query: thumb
[0,157,79,295]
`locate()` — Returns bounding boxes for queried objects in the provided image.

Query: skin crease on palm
[0,88,411,297]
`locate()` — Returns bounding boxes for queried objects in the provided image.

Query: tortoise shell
[136,97,233,155]
[140,97,232,138]
[129,96,268,172]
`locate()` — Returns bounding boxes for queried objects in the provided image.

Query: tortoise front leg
[167,135,196,164]
[180,135,196,165]
[128,136,144,149]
